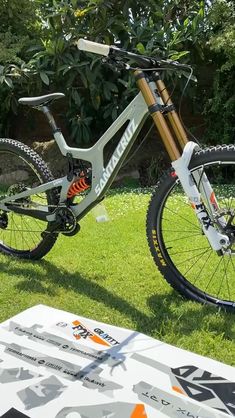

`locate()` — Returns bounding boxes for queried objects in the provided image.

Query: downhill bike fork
[172,142,230,252]
[135,71,230,253]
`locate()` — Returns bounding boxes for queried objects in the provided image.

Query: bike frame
[0,70,229,251]
[0,87,151,220]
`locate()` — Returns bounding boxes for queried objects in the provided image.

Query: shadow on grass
[1,258,234,342]
[3,259,152,325]
[148,293,235,341]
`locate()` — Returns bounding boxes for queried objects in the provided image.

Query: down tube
[72,94,149,220]
[93,118,147,197]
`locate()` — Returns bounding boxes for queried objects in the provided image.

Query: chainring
[55,207,80,236]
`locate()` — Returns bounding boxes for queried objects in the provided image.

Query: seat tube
[134,70,181,161]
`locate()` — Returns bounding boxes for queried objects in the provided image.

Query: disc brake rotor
[0,211,8,229]
[215,209,235,253]
[7,183,31,207]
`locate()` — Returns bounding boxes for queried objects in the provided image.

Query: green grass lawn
[0,188,234,366]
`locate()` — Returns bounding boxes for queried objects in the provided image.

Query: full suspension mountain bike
[0,39,234,311]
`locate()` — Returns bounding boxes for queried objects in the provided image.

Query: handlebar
[77,39,110,56]
[76,38,191,71]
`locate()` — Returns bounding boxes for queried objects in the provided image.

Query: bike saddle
[18,93,65,107]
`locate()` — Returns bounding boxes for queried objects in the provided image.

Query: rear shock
[67,175,91,199]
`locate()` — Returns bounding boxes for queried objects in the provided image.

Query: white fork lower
[172,142,230,251]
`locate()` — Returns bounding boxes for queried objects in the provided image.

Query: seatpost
[41,105,60,134]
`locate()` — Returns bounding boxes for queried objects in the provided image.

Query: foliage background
[0,0,234,147]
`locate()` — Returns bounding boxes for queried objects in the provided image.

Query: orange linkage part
[67,177,90,198]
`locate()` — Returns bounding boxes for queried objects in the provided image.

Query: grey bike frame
[0,87,161,222]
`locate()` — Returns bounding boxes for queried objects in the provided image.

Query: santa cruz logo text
[95,119,137,196]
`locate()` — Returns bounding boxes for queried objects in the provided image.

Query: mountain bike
[0,39,234,311]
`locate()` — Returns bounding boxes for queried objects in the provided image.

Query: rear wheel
[0,138,58,259]
[146,145,235,311]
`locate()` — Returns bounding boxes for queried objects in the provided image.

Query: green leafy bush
[25,0,205,145]
[1,0,233,147]
[204,0,235,144]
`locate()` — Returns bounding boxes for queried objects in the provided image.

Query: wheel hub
[215,209,235,251]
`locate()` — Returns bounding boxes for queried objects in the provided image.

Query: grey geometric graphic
[1,341,82,382]
[78,370,123,394]
[133,381,227,418]
[0,341,123,395]
[17,375,66,410]
[55,402,147,418]
[0,366,41,383]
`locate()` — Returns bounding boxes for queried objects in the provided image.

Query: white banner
[0,305,234,418]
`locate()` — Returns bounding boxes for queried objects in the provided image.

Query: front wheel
[146,145,235,311]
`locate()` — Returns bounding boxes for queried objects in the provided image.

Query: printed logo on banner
[132,353,235,417]
[55,320,120,347]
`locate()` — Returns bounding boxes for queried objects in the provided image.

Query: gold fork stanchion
[154,75,188,150]
[134,71,181,161]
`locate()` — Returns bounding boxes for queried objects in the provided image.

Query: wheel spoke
[168,246,210,256]
[192,250,212,285]
[164,206,201,231]
[182,248,211,276]
[0,145,56,257]
[165,232,204,243]
[175,248,211,268]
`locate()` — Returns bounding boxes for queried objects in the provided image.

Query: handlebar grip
[77,39,110,56]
